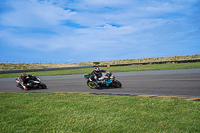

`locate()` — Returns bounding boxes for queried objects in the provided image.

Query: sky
[0,0,200,63]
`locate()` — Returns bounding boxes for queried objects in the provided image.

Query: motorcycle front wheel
[87,81,99,89]
[39,83,47,89]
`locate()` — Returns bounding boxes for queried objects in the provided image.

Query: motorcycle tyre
[87,81,99,89]
[39,83,47,89]
[112,80,122,88]
[43,83,47,89]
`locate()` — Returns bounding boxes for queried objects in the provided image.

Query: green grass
[1,62,200,78]
[0,93,199,133]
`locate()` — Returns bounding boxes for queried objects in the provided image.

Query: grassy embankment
[0,62,200,78]
[1,54,200,70]
[0,93,199,133]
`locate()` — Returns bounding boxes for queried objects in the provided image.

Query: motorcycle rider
[105,71,112,81]
[18,73,30,90]
[89,67,107,88]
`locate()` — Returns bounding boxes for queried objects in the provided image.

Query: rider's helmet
[94,67,100,74]
[106,71,110,75]
[22,73,27,78]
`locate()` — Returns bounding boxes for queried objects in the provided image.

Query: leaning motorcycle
[83,72,122,89]
[16,75,47,90]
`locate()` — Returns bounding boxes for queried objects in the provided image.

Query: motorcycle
[83,72,122,89]
[16,75,47,90]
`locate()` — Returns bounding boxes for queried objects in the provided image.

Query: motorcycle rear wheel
[112,80,122,88]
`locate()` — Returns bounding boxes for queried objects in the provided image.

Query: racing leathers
[89,69,106,87]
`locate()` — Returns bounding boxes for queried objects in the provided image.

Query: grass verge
[0,93,199,133]
[1,62,200,78]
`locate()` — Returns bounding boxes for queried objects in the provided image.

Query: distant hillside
[0,54,199,70]
[79,54,200,66]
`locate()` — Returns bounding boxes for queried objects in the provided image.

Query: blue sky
[0,0,199,63]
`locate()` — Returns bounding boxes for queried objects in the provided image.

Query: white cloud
[84,0,130,6]
[0,0,76,28]
[0,0,199,62]
[95,24,118,29]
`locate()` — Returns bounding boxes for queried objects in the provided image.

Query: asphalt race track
[0,68,200,98]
